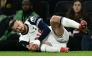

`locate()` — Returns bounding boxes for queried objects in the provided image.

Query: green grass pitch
[0,51,92,56]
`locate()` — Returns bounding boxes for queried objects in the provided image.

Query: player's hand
[28,42,40,52]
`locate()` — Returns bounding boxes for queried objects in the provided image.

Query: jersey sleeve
[28,16,51,42]
[28,16,42,27]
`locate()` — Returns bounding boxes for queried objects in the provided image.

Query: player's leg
[40,44,69,52]
[41,18,69,52]
[50,15,88,33]
[50,15,69,46]
[50,16,64,37]
[43,15,88,52]
[40,29,69,52]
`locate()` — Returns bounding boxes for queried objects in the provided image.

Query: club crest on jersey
[30,16,36,23]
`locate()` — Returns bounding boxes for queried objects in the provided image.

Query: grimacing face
[12,20,25,33]
[73,1,82,13]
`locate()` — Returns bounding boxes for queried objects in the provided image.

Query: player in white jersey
[9,15,88,52]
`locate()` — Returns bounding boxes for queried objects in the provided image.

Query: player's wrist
[33,40,40,46]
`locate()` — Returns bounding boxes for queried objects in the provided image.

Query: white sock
[40,44,60,52]
[61,17,80,29]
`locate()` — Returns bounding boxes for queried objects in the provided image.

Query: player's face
[12,20,25,33]
[22,0,31,12]
[73,1,82,13]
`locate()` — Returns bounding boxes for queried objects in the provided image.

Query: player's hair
[9,20,16,29]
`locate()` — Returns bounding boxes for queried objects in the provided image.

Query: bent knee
[50,15,62,24]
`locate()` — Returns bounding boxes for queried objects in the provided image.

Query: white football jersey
[19,18,42,43]
[19,16,51,48]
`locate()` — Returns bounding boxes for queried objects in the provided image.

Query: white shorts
[43,26,69,48]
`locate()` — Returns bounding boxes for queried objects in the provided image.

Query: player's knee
[50,15,62,25]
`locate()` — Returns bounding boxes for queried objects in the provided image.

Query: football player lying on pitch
[9,15,88,52]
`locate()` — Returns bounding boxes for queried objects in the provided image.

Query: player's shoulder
[27,16,43,25]
[29,16,37,22]
[29,16,42,22]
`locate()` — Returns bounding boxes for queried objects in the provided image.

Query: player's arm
[20,40,40,52]
[28,16,51,42]
[19,33,41,52]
